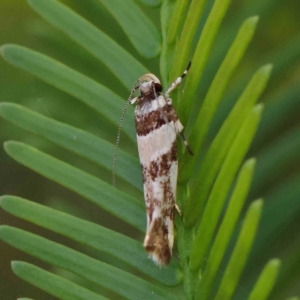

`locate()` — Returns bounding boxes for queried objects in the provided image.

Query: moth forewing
[130,63,191,266]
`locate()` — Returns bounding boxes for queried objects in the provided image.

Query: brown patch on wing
[144,217,171,266]
[144,141,177,179]
[135,102,179,136]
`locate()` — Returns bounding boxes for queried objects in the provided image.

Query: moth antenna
[112,98,130,186]
[112,84,140,186]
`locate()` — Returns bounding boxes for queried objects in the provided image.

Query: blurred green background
[1,0,300,299]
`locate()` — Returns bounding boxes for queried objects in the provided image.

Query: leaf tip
[0,195,8,207]
[245,157,256,169]
[244,15,259,28]
[253,103,264,115]
[0,44,12,58]
[259,63,273,76]
[0,224,10,234]
[251,198,264,212]
[0,102,11,116]
[11,260,18,270]
[0,44,24,64]
[246,15,260,26]
[4,141,24,158]
[3,141,13,153]
[11,260,25,273]
[268,258,281,269]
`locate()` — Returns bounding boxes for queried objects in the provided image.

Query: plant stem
[176,183,199,300]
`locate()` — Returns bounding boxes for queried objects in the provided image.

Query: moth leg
[179,132,193,156]
[175,204,182,216]
[165,61,191,97]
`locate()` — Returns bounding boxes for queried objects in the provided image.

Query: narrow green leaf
[179,0,232,123]
[0,195,179,286]
[167,0,189,45]
[18,298,34,300]
[214,199,263,300]
[190,104,263,271]
[250,212,300,300]
[0,103,142,191]
[248,259,281,300]
[207,0,280,84]
[179,17,261,183]
[0,227,177,300]
[184,64,272,226]
[137,0,162,7]
[98,0,160,58]
[210,34,300,136]
[286,297,299,300]
[27,0,147,90]
[12,261,107,300]
[160,0,176,87]
[4,141,145,231]
[169,0,207,83]
[0,44,136,141]
[196,158,256,299]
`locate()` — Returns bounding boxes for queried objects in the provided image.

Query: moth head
[132,73,162,99]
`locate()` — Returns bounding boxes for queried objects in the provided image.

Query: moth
[113,62,192,266]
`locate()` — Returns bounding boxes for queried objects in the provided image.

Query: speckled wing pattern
[129,63,191,266]
[135,95,184,266]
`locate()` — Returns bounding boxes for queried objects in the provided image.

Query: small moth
[113,62,192,266]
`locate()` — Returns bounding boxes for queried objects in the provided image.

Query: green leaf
[169,0,207,85]
[0,44,136,141]
[0,103,142,190]
[179,16,261,182]
[214,199,263,300]
[184,64,272,226]
[98,0,161,58]
[0,195,179,286]
[196,158,256,299]
[12,261,107,300]
[286,298,299,300]
[207,0,280,79]
[18,298,34,300]
[265,237,300,300]
[189,104,263,271]
[0,227,177,300]
[160,0,176,87]
[211,34,300,135]
[4,141,145,231]
[27,0,147,90]
[167,0,189,45]
[137,0,162,7]
[248,259,281,300]
[179,0,233,123]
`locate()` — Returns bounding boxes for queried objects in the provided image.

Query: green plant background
[0,0,300,299]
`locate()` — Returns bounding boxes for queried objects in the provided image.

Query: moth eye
[154,83,162,93]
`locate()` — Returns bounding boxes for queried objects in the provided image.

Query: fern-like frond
[1,0,300,299]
